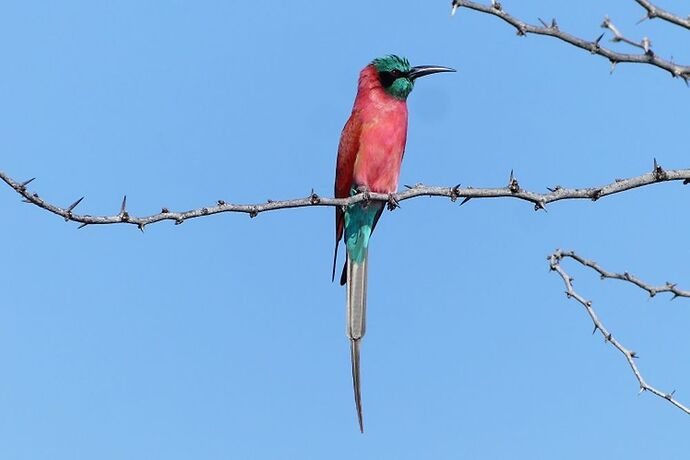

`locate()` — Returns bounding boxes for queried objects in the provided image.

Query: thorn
[630,351,638,359]
[551,18,558,29]
[507,170,520,193]
[138,223,145,233]
[636,13,648,25]
[592,324,599,335]
[404,184,413,190]
[175,218,184,225]
[534,201,546,212]
[116,195,129,220]
[605,333,612,342]
[450,1,459,16]
[638,386,646,395]
[310,191,321,205]
[266,199,273,203]
[67,196,85,212]
[20,177,36,188]
[547,185,561,192]
[665,391,675,400]
[538,17,548,27]
[590,189,602,201]
[653,158,667,180]
[21,199,32,203]
[610,60,617,74]
[450,184,461,202]
[683,179,690,185]
[649,289,656,298]
[516,25,526,36]
[78,223,88,229]
[249,207,259,218]
[460,196,472,206]
[218,200,226,206]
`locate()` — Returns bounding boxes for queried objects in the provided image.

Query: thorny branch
[558,250,690,300]
[2,162,689,229]
[450,0,690,83]
[634,0,690,31]
[548,249,690,416]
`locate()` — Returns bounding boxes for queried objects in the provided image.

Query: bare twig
[548,249,690,416]
[2,163,690,228]
[556,250,690,299]
[450,0,690,83]
[601,17,651,54]
[634,0,690,30]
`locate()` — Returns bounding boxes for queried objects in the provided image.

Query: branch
[548,250,690,416]
[2,162,689,229]
[450,0,690,83]
[634,0,690,31]
[557,250,690,300]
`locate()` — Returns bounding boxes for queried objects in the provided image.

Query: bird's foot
[355,185,371,207]
[387,194,400,211]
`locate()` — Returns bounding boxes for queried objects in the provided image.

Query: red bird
[333,55,455,432]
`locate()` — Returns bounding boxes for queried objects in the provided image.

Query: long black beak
[407,65,456,81]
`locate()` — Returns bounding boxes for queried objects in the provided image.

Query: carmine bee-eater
[333,55,455,432]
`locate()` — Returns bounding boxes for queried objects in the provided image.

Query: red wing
[332,111,362,281]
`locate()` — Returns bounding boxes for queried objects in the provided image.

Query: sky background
[2,1,690,458]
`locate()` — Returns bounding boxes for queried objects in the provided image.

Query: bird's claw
[387,194,400,210]
[355,185,371,207]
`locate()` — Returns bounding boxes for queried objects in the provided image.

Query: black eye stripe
[379,70,404,88]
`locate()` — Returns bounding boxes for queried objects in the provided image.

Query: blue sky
[2,1,690,458]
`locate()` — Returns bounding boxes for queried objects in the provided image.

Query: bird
[333,55,455,432]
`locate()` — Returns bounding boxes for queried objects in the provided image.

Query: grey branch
[634,0,690,30]
[556,250,690,299]
[2,162,690,229]
[450,0,690,83]
[548,250,690,416]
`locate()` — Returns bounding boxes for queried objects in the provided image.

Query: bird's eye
[391,69,401,77]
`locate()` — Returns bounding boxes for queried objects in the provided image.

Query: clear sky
[2,1,689,458]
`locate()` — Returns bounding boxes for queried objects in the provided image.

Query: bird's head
[372,55,455,100]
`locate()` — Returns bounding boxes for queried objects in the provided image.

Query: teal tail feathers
[347,254,367,433]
